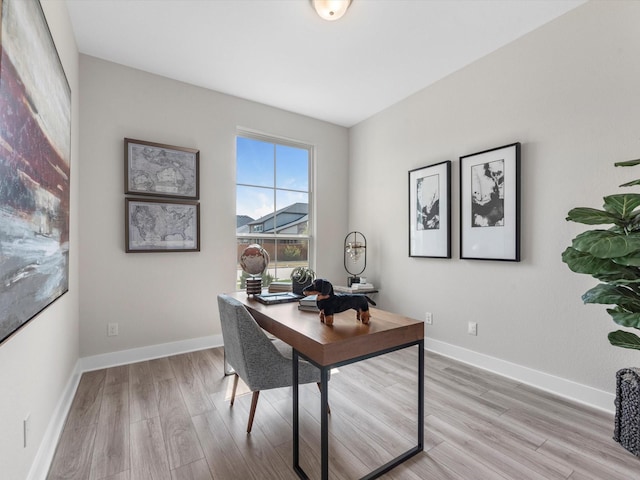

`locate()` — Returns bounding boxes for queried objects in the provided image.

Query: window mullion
[273,144,278,278]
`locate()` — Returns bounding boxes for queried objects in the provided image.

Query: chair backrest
[217,294,285,390]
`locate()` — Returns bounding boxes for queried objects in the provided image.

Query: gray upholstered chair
[217,293,328,433]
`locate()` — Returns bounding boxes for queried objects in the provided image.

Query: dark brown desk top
[228,292,424,367]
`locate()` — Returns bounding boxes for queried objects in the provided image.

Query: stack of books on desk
[334,283,377,293]
[351,282,375,291]
[298,295,319,312]
[268,281,292,293]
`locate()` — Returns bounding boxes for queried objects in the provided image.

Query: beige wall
[78,56,349,357]
[349,0,640,400]
[0,2,80,479]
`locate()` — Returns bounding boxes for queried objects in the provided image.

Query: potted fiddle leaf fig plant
[290,266,315,295]
[562,158,640,351]
[562,157,640,457]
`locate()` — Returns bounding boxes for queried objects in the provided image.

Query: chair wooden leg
[230,373,239,407]
[247,391,260,433]
[317,382,331,415]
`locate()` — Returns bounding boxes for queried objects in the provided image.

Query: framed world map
[125,138,199,200]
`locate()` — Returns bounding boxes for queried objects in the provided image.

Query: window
[236,133,312,290]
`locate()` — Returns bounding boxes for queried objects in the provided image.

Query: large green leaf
[595,272,640,285]
[602,194,640,218]
[608,330,640,350]
[612,251,640,266]
[582,284,640,310]
[562,247,640,282]
[571,230,640,258]
[562,247,633,276]
[620,179,640,187]
[607,307,640,328]
[566,207,620,225]
[615,158,640,167]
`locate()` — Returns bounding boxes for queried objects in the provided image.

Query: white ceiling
[66,0,585,127]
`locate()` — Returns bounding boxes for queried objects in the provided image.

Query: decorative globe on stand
[240,244,270,296]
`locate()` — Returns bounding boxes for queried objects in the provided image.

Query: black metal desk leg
[293,350,300,469]
[418,339,424,450]
[320,367,330,480]
[292,342,422,480]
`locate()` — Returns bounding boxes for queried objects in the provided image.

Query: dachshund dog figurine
[303,279,376,326]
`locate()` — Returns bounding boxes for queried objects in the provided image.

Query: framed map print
[125,198,200,252]
[125,138,199,199]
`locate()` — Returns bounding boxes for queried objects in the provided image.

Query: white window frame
[236,130,314,282]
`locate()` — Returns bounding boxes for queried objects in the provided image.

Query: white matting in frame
[460,142,521,261]
[409,160,451,258]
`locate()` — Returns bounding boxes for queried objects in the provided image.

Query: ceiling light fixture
[312,0,352,22]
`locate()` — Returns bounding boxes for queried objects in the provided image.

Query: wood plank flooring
[47,347,640,479]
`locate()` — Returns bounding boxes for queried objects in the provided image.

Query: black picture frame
[409,160,451,258]
[126,198,200,253]
[0,0,71,345]
[460,142,521,261]
[125,138,200,199]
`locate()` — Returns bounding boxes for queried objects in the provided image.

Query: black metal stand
[293,340,424,480]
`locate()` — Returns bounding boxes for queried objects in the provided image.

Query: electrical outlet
[468,321,478,336]
[23,414,30,448]
[107,322,119,336]
[425,312,433,325]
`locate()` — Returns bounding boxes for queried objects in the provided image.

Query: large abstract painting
[0,0,71,344]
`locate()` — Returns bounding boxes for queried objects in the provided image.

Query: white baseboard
[425,338,615,414]
[29,335,224,480]
[26,359,82,480]
[78,334,224,372]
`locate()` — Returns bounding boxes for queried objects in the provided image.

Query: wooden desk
[229,292,424,480]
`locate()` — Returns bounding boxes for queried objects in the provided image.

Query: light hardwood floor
[47,347,640,479]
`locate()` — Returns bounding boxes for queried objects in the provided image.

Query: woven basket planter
[614,367,640,457]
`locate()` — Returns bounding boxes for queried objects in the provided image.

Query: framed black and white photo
[126,198,200,252]
[409,161,451,258]
[460,143,520,261]
[125,138,199,199]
